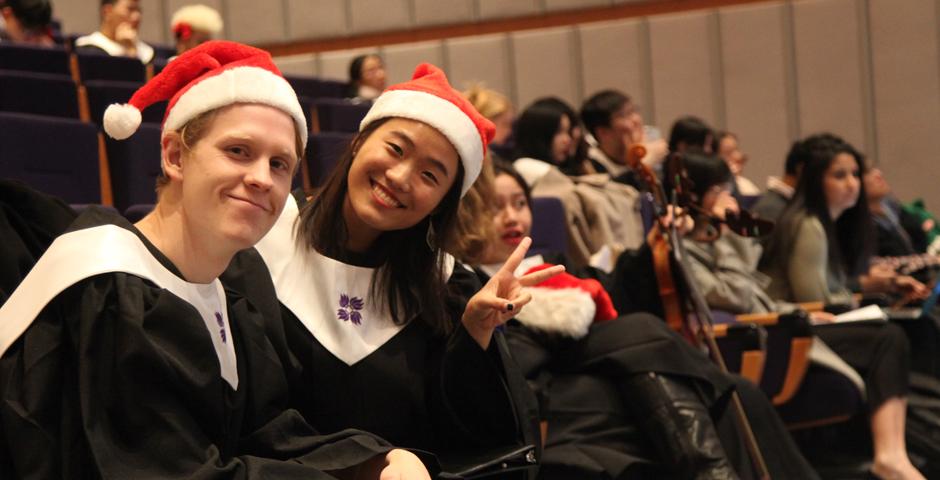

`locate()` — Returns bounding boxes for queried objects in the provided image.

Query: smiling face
[171,103,298,252]
[343,118,460,249]
[480,173,533,265]
[823,152,862,219]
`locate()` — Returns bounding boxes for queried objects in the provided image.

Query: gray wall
[58,0,940,210]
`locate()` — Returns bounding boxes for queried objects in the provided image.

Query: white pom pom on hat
[103,103,142,140]
[102,40,307,147]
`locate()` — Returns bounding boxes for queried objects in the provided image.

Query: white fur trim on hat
[103,103,143,140]
[164,66,307,146]
[360,89,482,196]
[513,287,596,339]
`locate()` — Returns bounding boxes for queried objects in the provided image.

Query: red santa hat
[513,264,618,339]
[359,63,495,196]
[103,40,306,147]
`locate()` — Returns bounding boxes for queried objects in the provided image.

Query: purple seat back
[105,123,162,211]
[76,52,145,83]
[123,204,154,223]
[0,70,79,119]
[0,43,71,75]
[0,112,100,204]
[306,132,354,187]
[529,196,568,257]
[84,80,166,127]
[313,98,371,133]
[285,75,347,99]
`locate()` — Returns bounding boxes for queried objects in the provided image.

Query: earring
[425,217,436,251]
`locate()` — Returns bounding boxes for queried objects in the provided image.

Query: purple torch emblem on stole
[215,312,226,343]
[337,293,364,325]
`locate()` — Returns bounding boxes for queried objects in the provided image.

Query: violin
[627,145,772,480]
[662,153,774,242]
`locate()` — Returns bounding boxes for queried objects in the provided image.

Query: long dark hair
[762,134,872,277]
[512,97,568,164]
[297,118,466,334]
[663,152,732,203]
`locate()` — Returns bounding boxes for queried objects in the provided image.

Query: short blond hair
[463,84,512,121]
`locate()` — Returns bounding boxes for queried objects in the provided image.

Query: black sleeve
[0,180,76,298]
[608,244,666,317]
[432,265,541,475]
[431,265,520,449]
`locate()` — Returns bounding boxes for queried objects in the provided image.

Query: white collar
[513,158,553,186]
[75,31,154,63]
[0,224,238,388]
[254,196,456,366]
[478,254,545,279]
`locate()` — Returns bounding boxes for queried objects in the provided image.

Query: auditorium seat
[84,80,166,126]
[0,112,100,204]
[305,132,354,187]
[529,197,568,258]
[123,204,154,223]
[0,71,80,119]
[0,43,71,76]
[76,52,146,83]
[105,123,161,212]
[285,75,348,99]
[311,98,371,133]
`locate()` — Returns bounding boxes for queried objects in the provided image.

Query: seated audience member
[865,165,929,257]
[461,160,820,479]
[464,83,515,155]
[345,53,386,100]
[0,41,426,479]
[222,64,554,478]
[713,131,760,196]
[512,97,645,267]
[751,134,843,223]
[75,0,154,64]
[678,153,923,480]
[0,0,53,45]
[170,4,223,56]
[579,89,668,182]
[668,115,714,154]
[758,134,929,304]
[531,97,588,176]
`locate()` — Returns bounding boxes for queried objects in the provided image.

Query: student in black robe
[460,160,820,479]
[0,41,428,479]
[223,64,562,478]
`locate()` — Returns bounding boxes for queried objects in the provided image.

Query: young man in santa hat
[222,62,561,478]
[0,40,430,479]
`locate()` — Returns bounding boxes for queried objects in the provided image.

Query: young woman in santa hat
[463,160,821,479]
[0,40,429,479]
[223,63,562,478]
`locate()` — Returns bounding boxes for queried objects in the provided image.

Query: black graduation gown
[0,208,392,479]
[223,245,539,478]
[484,251,819,479]
[0,179,76,300]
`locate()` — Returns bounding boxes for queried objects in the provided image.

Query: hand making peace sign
[461,237,566,349]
